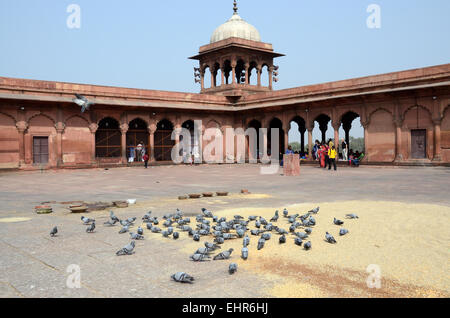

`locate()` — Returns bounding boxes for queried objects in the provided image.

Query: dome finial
[233,0,238,15]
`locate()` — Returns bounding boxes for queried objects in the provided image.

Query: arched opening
[289,116,307,156]
[340,111,364,160]
[268,117,284,160]
[127,118,149,163]
[235,59,246,84]
[261,65,269,87]
[248,119,262,160]
[154,119,174,162]
[249,62,258,86]
[203,66,211,89]
[403,106,433,159]
[313,114,332,144]
[95,117,121,158]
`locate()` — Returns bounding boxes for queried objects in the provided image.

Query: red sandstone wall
[0,113,19,168]
[367,110,395,162]
[62,116,92,165]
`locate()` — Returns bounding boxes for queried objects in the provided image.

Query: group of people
[129,142,150,168]
[311,138,364,169]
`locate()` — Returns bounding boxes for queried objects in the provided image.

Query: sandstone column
[394,118,403,162]
[257,66,262,87]
[245,63,250,85]
[148,124,156,163]
[307,123,313,160]
[89,123,98,164]
[55,122,65,167]
[15,121,28,167]
[120,123,129,164]
[332,122,340,151]
[268,66,274,90]
[231,61,237,85]
[362,121,369,162]
[433,118,442,161]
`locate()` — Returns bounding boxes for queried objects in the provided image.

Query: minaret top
[233,0,238,15]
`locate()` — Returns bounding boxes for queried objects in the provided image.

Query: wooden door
[411,130,427,159]
[33,137,49,164]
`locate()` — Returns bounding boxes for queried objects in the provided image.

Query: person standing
[341,138,348,161]
[136,142,143,162]
[324,141,330,169]
[143,153,149,169]
[328,145,337,171]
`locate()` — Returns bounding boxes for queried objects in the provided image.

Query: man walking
[328,145,337,171]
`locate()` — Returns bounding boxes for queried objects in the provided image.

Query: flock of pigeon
[49,207,359,284]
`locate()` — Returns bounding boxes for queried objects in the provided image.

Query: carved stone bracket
[55,122,66,134]
[16,121,28,133]
[120,123,129,134]
[89,123,99,134]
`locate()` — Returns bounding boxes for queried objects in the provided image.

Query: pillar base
[432,155,442,162]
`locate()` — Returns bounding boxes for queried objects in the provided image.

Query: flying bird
[73,94,94,113]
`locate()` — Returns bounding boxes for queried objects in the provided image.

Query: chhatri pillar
[148,124,156,163]
[55,122,65,167]
[307,122,313,160]
[394,118,403,162]
[89,123,98,164]
[15,121,28,167]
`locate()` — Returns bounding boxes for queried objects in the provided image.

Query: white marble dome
[210,13,261,44]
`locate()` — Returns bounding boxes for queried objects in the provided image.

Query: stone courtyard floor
[0,164,449,298]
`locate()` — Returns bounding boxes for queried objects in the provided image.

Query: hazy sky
[1,0,449,141]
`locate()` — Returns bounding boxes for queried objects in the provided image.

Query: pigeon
[261,233,271,241]
[120,219,131,227]
[248,216,257,221]
[293,232,308,240]
[171,272,194,284]
[325,232,337,244]
[205,242,221,251]
[213,248,234,260]
[167,227,174,235]
[259,217,268,225]
[339,229,349,236]
[243,235,250,247]
[346,213,359,219]
[137,227,144,235]
[304,241,312,250]
[50,226,58,237]
[193,234,200,242]
[289,224,297,233]
[162,231,170,238]
[110,211,120,223]
[333,218,344,226]
[146,223,153,230]
[153,219,159,225]
[223,233,236,240]
[190,253,211,262]
[309,207,320,214]
[294,237,303,246]
[201,208,213,218]
[86,222,95,233]
[236,228,245,238]
[119,225,129,234]
[104,219,117,226]
[270,210,279,222]
[229,263,238,275]
[142,211,152,221]
[234,215,244,220]
[279,235,286,244]
[81,216,95,225]
[173,232,180,239]
[151,226,162,233]
[214,236,225,244]
[276,228,288,235]
[283,208,289,217]
[251,229,260,236]
[130,232,144,240]
[195,247,213,255]
[255,220,261,229]
[241,247,249,260]
[126,217,137,224]
[308,217,316,226]
[73,93,95,113]
[305,228,312,234]
[257,238,265,250]
[116,241,135,256]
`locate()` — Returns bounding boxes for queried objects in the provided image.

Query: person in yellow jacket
[328,145,337,171]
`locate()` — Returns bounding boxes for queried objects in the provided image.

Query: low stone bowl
[35,206,53,214]
[216,191,229,197]
[113,201,129,208]
[178,195,188,200]
[69,205,88,213]
[189,194,202,199]
[202,192,214,197]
